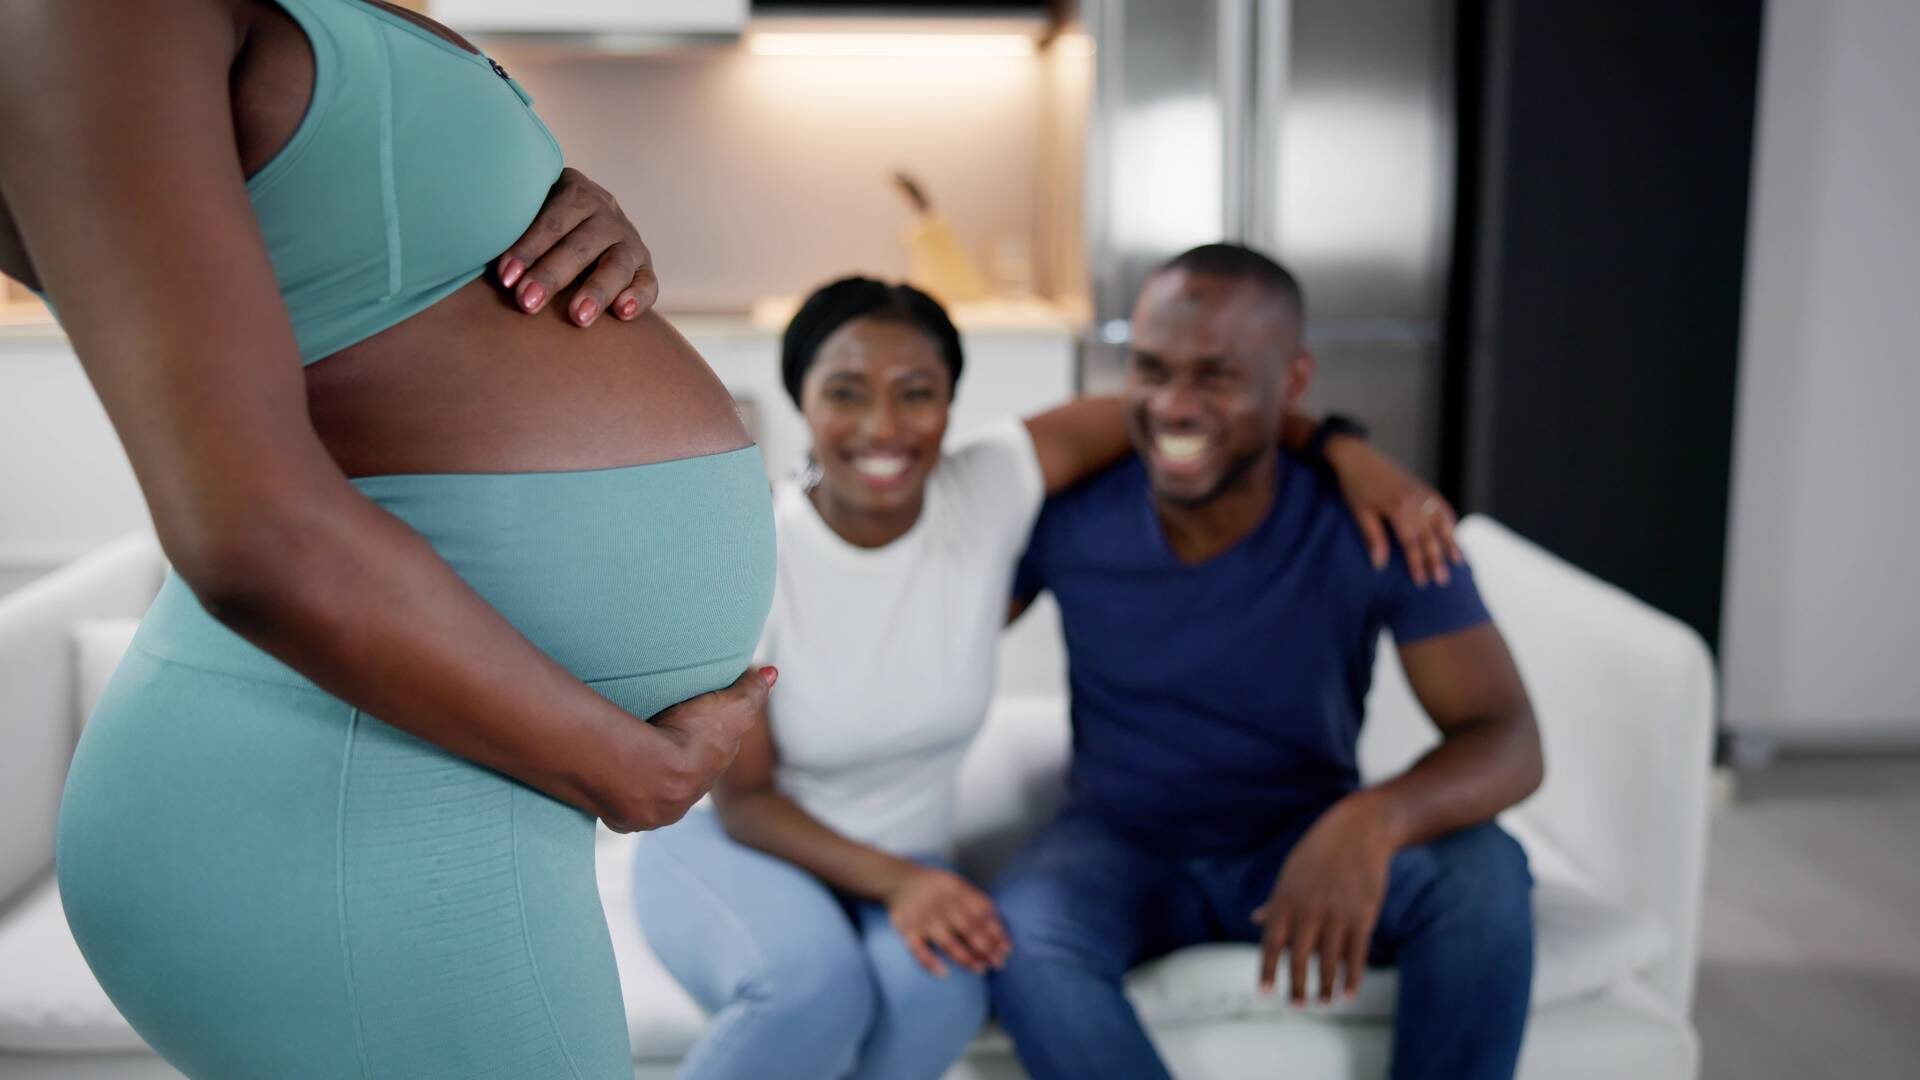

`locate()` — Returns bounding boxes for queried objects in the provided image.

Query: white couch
[0,518,1713,1079]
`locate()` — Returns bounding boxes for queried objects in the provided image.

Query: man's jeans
[989,809,1534,1080]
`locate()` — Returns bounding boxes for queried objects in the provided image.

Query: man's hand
[884,865,1012,978]
[1253,794,1398,1005]
[1323,435,1463,588]
[494,167,658,328]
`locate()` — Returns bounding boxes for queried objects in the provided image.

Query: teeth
[1155,434,1210,463]
[852,454,910,479]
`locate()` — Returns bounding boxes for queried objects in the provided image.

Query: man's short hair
[1154,243,1305,321]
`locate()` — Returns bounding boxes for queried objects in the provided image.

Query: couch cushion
[0,827,1669,1061]
[601,824,1671,1058]
[1119,877,1669,1028]
[70,618,140,733]
[0,882,144,1053]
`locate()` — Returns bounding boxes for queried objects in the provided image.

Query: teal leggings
[55,447,775,1080]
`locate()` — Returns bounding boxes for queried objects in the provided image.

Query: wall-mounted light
[746,32,1038,58]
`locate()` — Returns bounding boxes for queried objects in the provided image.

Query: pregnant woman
[0,2,773,1077]
[631,277,1461,1079]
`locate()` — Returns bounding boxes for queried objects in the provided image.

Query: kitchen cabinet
[428,0,747,35]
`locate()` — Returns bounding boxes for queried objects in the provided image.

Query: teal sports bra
[254,0,564,363]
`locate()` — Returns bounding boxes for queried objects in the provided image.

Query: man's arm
[1254,622,1541,1006]
[1363,624,1543,846]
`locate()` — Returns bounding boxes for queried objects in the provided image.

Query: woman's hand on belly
[601,667,777,832]
[493,167,657,329]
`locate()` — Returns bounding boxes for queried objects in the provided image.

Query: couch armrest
[0,533,165,907]
[1360,517,1715,1016]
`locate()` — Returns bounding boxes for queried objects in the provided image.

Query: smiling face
[799,315,953,524]
[1125,269,1313,506]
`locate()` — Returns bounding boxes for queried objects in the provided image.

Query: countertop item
[893,172,990,305]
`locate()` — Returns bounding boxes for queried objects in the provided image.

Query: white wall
[1720,0,1920,741]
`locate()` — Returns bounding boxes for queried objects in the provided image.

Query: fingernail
[575,298,598,326]
[1435,566,1451,586]
[620,298,639,318]
[521,282,546,312]
[500,258,525,287]
[760,667,778,687]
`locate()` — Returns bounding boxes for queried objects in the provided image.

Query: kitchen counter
[0,301,63,345]
[0,297,1088,349]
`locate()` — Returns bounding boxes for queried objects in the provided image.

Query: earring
[796,454,824,493]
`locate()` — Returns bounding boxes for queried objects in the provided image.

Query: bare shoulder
[0,0,244,121]
[0,1,247,286]
[0,0,243,56]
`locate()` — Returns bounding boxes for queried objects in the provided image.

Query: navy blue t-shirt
[1014,452,1491,855]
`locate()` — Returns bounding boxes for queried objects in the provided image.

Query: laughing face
[1124,269,1312,506]
[799,315,952,526]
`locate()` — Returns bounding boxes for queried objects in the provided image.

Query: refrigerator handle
[1218,0,1254,243]
[1248,0,1293,254]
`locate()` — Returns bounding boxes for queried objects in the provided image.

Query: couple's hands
[496,167,657,328]
[599,667,775,834]
[886,866,1012,978]
[1253,795,1398,1006]
[1324,436,1464,588]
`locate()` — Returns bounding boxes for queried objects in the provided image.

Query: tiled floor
[1695,755,1920,1079]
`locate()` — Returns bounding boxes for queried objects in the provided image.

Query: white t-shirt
[756,418,1046,858]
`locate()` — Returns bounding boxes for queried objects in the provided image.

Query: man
[991,244,1543,1080]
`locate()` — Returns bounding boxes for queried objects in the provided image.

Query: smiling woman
[781,278,966,548]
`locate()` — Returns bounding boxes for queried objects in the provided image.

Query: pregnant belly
[305,276,752,478]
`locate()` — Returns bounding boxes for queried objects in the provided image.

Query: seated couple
[632,244,1545,1080]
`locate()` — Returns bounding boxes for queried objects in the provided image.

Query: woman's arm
[0,0,751,832]
[1023,399,1461,583]
[714,719,1010,974]
[1021,396,1136,496]
[712,719,917,900]
[1320,434,1465,587]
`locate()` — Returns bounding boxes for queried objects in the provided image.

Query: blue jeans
[989,810,1534,1080]
[631,810,988,1080]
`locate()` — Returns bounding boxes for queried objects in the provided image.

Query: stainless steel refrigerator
[1082,0,1456,480]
